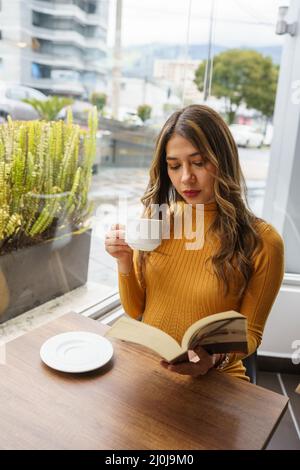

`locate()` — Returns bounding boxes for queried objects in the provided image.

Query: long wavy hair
[138,104,263,298]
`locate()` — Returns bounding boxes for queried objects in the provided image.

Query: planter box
[0,230,91,324]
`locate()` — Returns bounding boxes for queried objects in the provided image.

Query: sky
[107,0,290,47]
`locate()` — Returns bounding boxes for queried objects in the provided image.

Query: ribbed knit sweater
[118,201,284,380]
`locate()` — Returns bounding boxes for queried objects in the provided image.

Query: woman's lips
[183,190,201,198]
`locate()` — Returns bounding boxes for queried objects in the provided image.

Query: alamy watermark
[291,339,300,365]
[93,197,205,251]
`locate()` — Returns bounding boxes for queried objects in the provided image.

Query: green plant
[137,104,152,122]
[23,96,74,121]
[0,107,98,254]
[90,92,107,114]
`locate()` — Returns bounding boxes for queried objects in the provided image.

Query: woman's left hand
[160,346,220,377]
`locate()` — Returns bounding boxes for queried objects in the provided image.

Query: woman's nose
[181,167,195,184]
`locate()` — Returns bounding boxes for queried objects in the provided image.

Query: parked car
[115,108,144,128]
[0,82,93,123]
[229,124,265,148]
[122,111,144,128]
[0,82,47,121]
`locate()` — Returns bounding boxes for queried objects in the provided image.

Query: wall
[260,279,300,359]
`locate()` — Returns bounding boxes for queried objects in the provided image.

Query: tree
[137,104,152,122]
[194,49,279,124]
[243,59,279,133]
[23,96,73,121]
[90,92,107,114]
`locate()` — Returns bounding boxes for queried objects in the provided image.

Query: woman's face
[166,134,217,205]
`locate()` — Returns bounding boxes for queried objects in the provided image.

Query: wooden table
[0,312,288,450]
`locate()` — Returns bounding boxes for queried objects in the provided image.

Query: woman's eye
[194,161,204,167]
[169,165,180,170]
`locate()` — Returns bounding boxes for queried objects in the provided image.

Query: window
[0,0,296,332]
[206,2,283,218]
[31,62,51,78]
[89,0,285,299]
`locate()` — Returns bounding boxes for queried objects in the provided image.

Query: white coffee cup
[125,218,162,252]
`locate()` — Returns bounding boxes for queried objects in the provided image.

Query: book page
[105,316,183,362]
[181,311,246,351]
[188,318,248,354]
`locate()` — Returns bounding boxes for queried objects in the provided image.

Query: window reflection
[0,0,284,314]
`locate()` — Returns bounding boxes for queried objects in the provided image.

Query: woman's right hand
[105,223,133,274]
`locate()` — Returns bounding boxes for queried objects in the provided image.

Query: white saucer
[40,331,114,373]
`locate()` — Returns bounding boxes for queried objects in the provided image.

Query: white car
[0,82,94,123]
[0,82,47,121]
[118,108,144,127]
[229,124,265,148]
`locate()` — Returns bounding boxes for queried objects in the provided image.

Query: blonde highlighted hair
[138,104,262,298]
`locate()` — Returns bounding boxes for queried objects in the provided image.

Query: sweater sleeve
[229,224,285,363]
[118,250,146,320]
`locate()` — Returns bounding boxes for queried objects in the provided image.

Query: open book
[105,310,248,364]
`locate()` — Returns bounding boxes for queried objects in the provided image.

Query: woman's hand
[105,223,133,274]
[160,346,221,378]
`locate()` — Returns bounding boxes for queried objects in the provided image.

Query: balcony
[31,50,106,75]
[31,51,84,70]
[30,0,107,27]
[31,25,106,50]
[26,77,85,95]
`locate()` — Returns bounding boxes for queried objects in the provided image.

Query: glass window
[0,0,290,325]
[198,0,284,217]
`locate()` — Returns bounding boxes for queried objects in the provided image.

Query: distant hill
[119,43,282,79]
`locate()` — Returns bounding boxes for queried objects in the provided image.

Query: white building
[108,76,181,119]
[0,0,109,96]
[153,58,203,103]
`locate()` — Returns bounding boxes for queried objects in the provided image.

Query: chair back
[243,351,257,384]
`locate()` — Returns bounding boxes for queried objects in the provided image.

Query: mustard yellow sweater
[118,202,285,381]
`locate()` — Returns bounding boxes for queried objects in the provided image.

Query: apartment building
[0,0,108,96]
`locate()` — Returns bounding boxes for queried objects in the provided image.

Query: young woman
[105,105,284,381]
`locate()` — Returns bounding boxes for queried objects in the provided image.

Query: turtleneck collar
[169,200,217,239]
[191,200,218,212]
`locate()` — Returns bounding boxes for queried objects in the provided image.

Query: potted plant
[0,108,98,323]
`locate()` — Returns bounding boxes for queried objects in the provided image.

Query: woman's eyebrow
[166,152,201,160]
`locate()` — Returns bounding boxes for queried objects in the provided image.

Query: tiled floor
[257,371,300,449]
